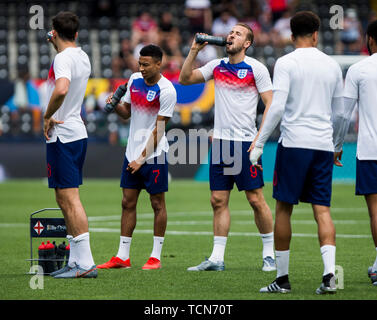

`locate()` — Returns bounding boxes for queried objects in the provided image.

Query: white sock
[72,232,95,270]
[209,236,227,263]
[320,245,336,276]
[150,236,164,261]
[116,236,132,261]
[66,235,76,268]
[261,232,274,259]
[372,247,377,270]
[276,250,290,278]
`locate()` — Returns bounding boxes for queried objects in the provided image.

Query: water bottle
[56,241,66,270]
[104,84,127,113]
[195,34,231,46]
[38,242,46,273]
[44,241,57,274]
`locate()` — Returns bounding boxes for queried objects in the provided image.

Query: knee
[150,196,165,214]
[55,191,72,212]
[210,194,227,211]
[247,192,265,211]
[121,197,137,212]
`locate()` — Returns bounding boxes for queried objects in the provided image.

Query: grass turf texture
[0,179,376,300]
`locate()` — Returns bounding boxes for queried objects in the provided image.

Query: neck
[294,37,316,49]
[228,50,246,64]
[57,40,77,53]
[145,73,161,86]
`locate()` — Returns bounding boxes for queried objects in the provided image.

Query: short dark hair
[290,11,320,38]
[52,11,80,42]
[236,22,254,46]
[139,44,163,62]
[367,19,377,43]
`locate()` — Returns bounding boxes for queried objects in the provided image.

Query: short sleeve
[198,59,220,81]
[53,53,72,81]
[122,74,135,104]
[343,66,359,100]
[272,58,291,93]
[253,62,272,93]
[158,84,177,117]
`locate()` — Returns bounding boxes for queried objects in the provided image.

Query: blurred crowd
[1,0,376,142]
[111,0,376,80]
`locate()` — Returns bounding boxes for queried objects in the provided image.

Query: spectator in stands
[92,0,116,18]
[257,8,276,46]
[112,38,138,78]
[211,10,238,38]
[133,33,150,61]
[11,70,41,134]
[268,0,289,23]
[271,9,293,47]
[130,11,158,49]
[158,11,181,48]
[184,0,212,34]
[182,35,218,68]
[162,59,181,82]
[212,0,239,20]
[84,88,97,114]
[196,42,218,66]
[338,8,364,55]
[241,15,271,47]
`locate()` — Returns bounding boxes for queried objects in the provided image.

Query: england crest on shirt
[147,90,156,102]
[237,69,248,79]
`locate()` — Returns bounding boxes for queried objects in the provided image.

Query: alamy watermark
[329,5,344,30]
[335,265,344,289]
[140,125,251,176]
[29,265,44,290]
[29,5,44,30]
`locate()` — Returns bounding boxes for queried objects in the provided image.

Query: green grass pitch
[0,179,376,300]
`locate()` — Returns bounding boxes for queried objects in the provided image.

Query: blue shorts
[46,137,87,189]
[209,139,264,191]
[120,152,168,195]
[356,158,377,195]
[273,143,333,206]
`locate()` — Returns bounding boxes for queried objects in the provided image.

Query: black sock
[276,275,289,285]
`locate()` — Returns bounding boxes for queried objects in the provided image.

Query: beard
[226,43,244,55]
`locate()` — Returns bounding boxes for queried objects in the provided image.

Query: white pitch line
[86,207,368,221]
[0,223,369,239]
[88,227,370,239]
[88,219,369,227]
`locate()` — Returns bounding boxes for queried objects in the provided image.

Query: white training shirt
[272,47,344,152]
[344,53,377,160]
[46,47,91,144]
[122,72,177,162]
[199,56,272,141]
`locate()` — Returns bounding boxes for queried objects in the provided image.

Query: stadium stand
[0,0,375,144]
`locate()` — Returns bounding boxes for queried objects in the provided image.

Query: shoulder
[159,76,177,96]
[348,56,370,74]
[274,54,294,71]
[203,58,224,68]
[128,72,142,84]
[244,56,264,67]
[245,56,269,73]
